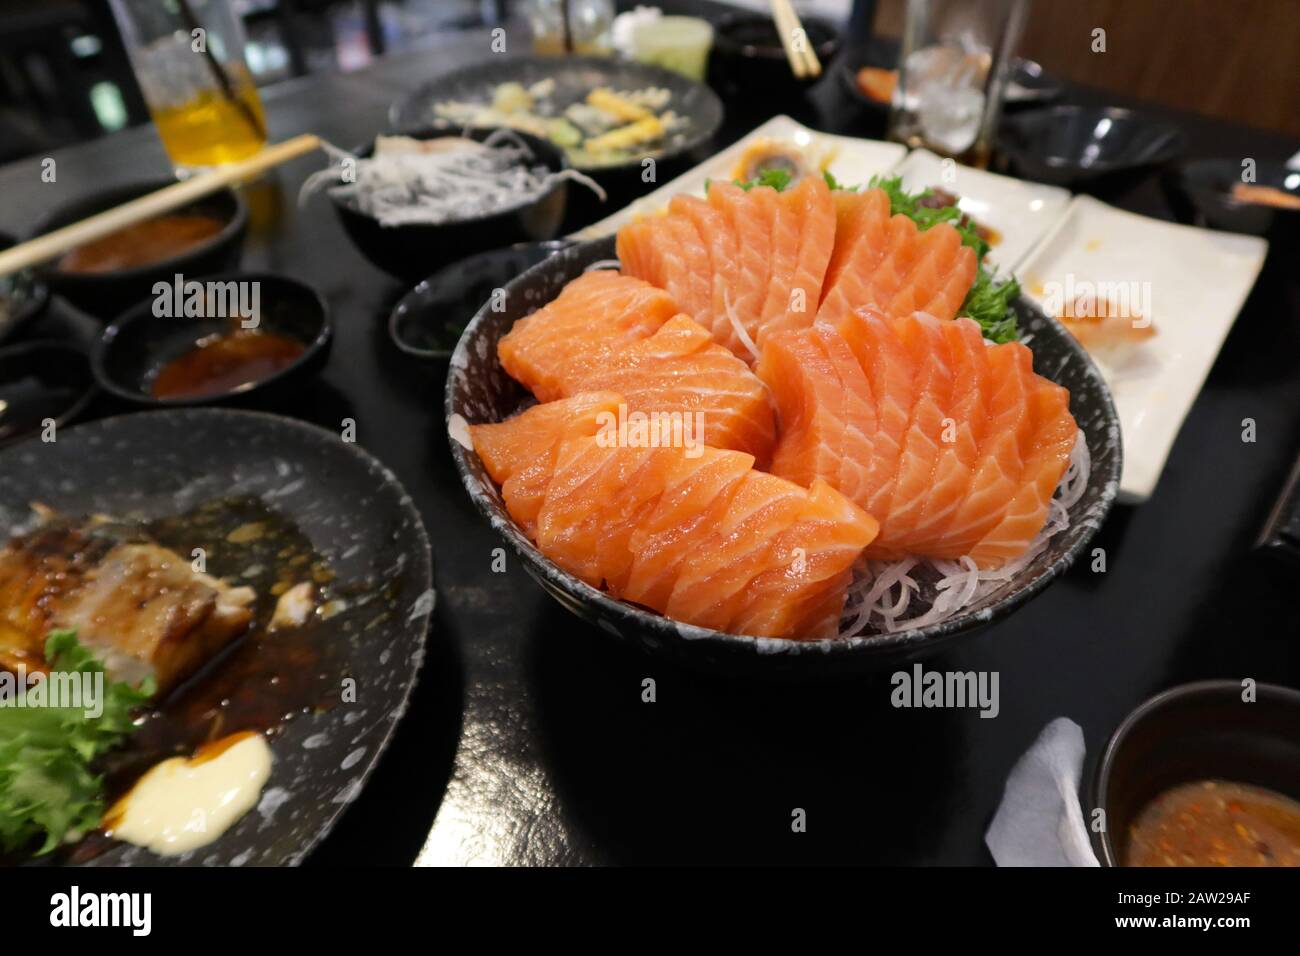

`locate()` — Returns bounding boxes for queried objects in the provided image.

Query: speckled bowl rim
[446,237,1122,659]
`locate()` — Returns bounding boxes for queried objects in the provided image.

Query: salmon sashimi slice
[498,270,678,402]
[767,310,1076,567]
[665,194,747,355]
[706,181,777,354]
[468,392,624,538]
[730,478,880,639]
[758,173,837,343]
[575,314,777,462]
[816,187,977,328]
[758,323,878,504]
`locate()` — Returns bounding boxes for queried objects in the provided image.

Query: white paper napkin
[985,717,1100,866]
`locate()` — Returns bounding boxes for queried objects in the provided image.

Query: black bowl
[0,340,96,446]
[1093,681,1300,866]
[328,127,569,283]
[0,232,51,345]
[389,239,571,358]
[31,181,247,319]
[389,56,724,221]
[1163,158,1300,244]
[710,13,842,102]
[999,105,1187,186]
[444,237,1121,675]
[94,272,331,406]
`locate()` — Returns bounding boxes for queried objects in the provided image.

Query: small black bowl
[31,181,247,319]
[1093,681,1300,866]
[999,105,1187,187]
[329,127,570,283]
[1163,158,1300,244]
[94,272,331,407]
[710,13,841,102]
[0,340,96,446]
[445,237,1121,675]
[0,232,50,345]
[390,239,571,358]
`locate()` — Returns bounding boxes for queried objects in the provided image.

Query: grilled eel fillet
[0,521,254,693]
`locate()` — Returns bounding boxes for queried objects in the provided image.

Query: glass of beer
[888,0,1029,168]
[108,0,267,174]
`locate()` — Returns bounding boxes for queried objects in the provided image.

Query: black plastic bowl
[710,13,842,101]
[31,181,247,319]
[0,232,50,344]
[445,237,1122,675]
[999,105,1187,187]
[0,340,96,446]
[94,272,331,406]
[1093,681,1300,866]
[1163,158,1300,244]
[327,127,570,283]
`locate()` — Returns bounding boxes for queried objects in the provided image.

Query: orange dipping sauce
[58,214,225,274]
[151,329,305,400]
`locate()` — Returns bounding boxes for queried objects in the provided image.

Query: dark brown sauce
[57,214,225,274]
[150,329,305,400]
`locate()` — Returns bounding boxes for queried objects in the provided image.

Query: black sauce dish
[444,237,1122,677]
[1092,681,1300,866]
[0,340,96,447]
[93,272,331,407]
[30,181,247,319]
[998,105,1187,187]
[1163,158,1300,245]
[709,12,842,103]
[389,239,572,358]
[0,232,51,345]
[328,127,571,283]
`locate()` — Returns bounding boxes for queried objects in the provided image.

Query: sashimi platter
[448,137,1121,663]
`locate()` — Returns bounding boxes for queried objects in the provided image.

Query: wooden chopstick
[770,0,823,79]
[0,134,322,279]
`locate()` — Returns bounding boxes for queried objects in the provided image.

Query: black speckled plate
[0,409,433,865]
[445,237,1121,675]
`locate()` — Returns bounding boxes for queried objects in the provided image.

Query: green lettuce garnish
[0,630,153,855]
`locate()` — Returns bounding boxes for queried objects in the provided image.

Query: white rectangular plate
[1018,195,1268,502]
[889,148,1071,272]
[574,115,907,238]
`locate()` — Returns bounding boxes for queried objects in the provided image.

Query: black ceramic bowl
[999,105,1187,186]
[31,181,247,319]
[94,272,331,406]
[445,238,1122,675]
[389,239,571,358]
[1163,158,1300,244]
[0,340,96,446]
[389,56,724,222]
[0,232,50,345]
[710,13,842,101]
[1093,681,1300,867]
[329,127,569,283]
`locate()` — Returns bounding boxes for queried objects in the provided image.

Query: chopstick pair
[770,0,823,79]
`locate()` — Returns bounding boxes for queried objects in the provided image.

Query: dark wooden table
[1,23,1297,866]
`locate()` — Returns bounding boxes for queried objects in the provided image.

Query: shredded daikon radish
[839,429,1091,638]
[722,287,760,362]
[299,131,604,227]
[584,259,622,272]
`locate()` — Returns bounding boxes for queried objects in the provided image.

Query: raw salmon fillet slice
[816,186,977,328]
[766,310,1076,567]
[498,270,678,402]
[758,174,837,343]
[468,392,624,538]
[575,314,777,463]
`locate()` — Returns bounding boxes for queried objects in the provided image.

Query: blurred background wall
[0,0,1295,166]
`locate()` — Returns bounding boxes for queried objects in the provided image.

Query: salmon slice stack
[761,310,1077,568]
[498,270,678,402]
[473,394,879,638]
[616,176,836,360]
[575,315,777,463]
[468,392,624,538]
[815,186,978,328]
